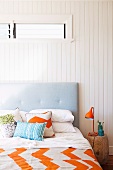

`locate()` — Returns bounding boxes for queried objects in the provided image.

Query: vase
[98,122,104,136]
[0,123,16,138]
[98,128,104,136]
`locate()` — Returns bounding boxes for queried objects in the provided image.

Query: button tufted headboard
[0,82,79,127]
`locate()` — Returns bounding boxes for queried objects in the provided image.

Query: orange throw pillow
[26,111,55,137]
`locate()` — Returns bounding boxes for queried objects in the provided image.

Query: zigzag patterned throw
[0,147,102,170]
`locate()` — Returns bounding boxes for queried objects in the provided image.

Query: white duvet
[0,127,91,150]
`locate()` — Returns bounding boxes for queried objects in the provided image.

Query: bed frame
[0,82,79,127]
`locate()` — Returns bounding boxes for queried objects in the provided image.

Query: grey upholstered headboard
[0,82,79,127]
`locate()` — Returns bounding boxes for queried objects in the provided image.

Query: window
[0,15,72,40]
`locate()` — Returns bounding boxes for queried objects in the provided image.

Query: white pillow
[19,110,27,122]
[0,108,22,122]
[29,109,74,122]
[52,122,76,133]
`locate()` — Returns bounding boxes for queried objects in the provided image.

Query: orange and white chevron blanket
[0,147,102,170]
[0,133,102,170]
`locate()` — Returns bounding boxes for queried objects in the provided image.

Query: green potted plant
[0,114,16,137]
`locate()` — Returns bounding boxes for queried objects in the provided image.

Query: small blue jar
[98,121,104,136]
[98,128,104,136]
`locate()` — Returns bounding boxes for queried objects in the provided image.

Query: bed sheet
[0,127,102,170]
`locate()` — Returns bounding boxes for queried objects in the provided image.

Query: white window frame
[0,15,73,41]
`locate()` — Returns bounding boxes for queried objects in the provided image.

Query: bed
[0,82,102,170]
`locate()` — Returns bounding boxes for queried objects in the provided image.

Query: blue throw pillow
[13,121,46,141]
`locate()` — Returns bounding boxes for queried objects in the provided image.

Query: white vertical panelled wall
[0,0,113,154]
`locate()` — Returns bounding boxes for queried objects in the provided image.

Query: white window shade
[16,24,65,39]
[0,24,10,39]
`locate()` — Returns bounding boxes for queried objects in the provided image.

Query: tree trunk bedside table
[87,134,109,165]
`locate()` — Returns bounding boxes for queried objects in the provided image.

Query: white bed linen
[0,127,91,150]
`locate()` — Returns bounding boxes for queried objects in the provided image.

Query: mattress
[0,127,102,170]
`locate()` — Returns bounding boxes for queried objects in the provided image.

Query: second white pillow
[52,122,76,133]
[0,108,22,122]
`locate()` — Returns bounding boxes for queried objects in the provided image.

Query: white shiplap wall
[0,0,113,155]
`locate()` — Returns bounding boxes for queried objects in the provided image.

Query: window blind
[16,24,65,39]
